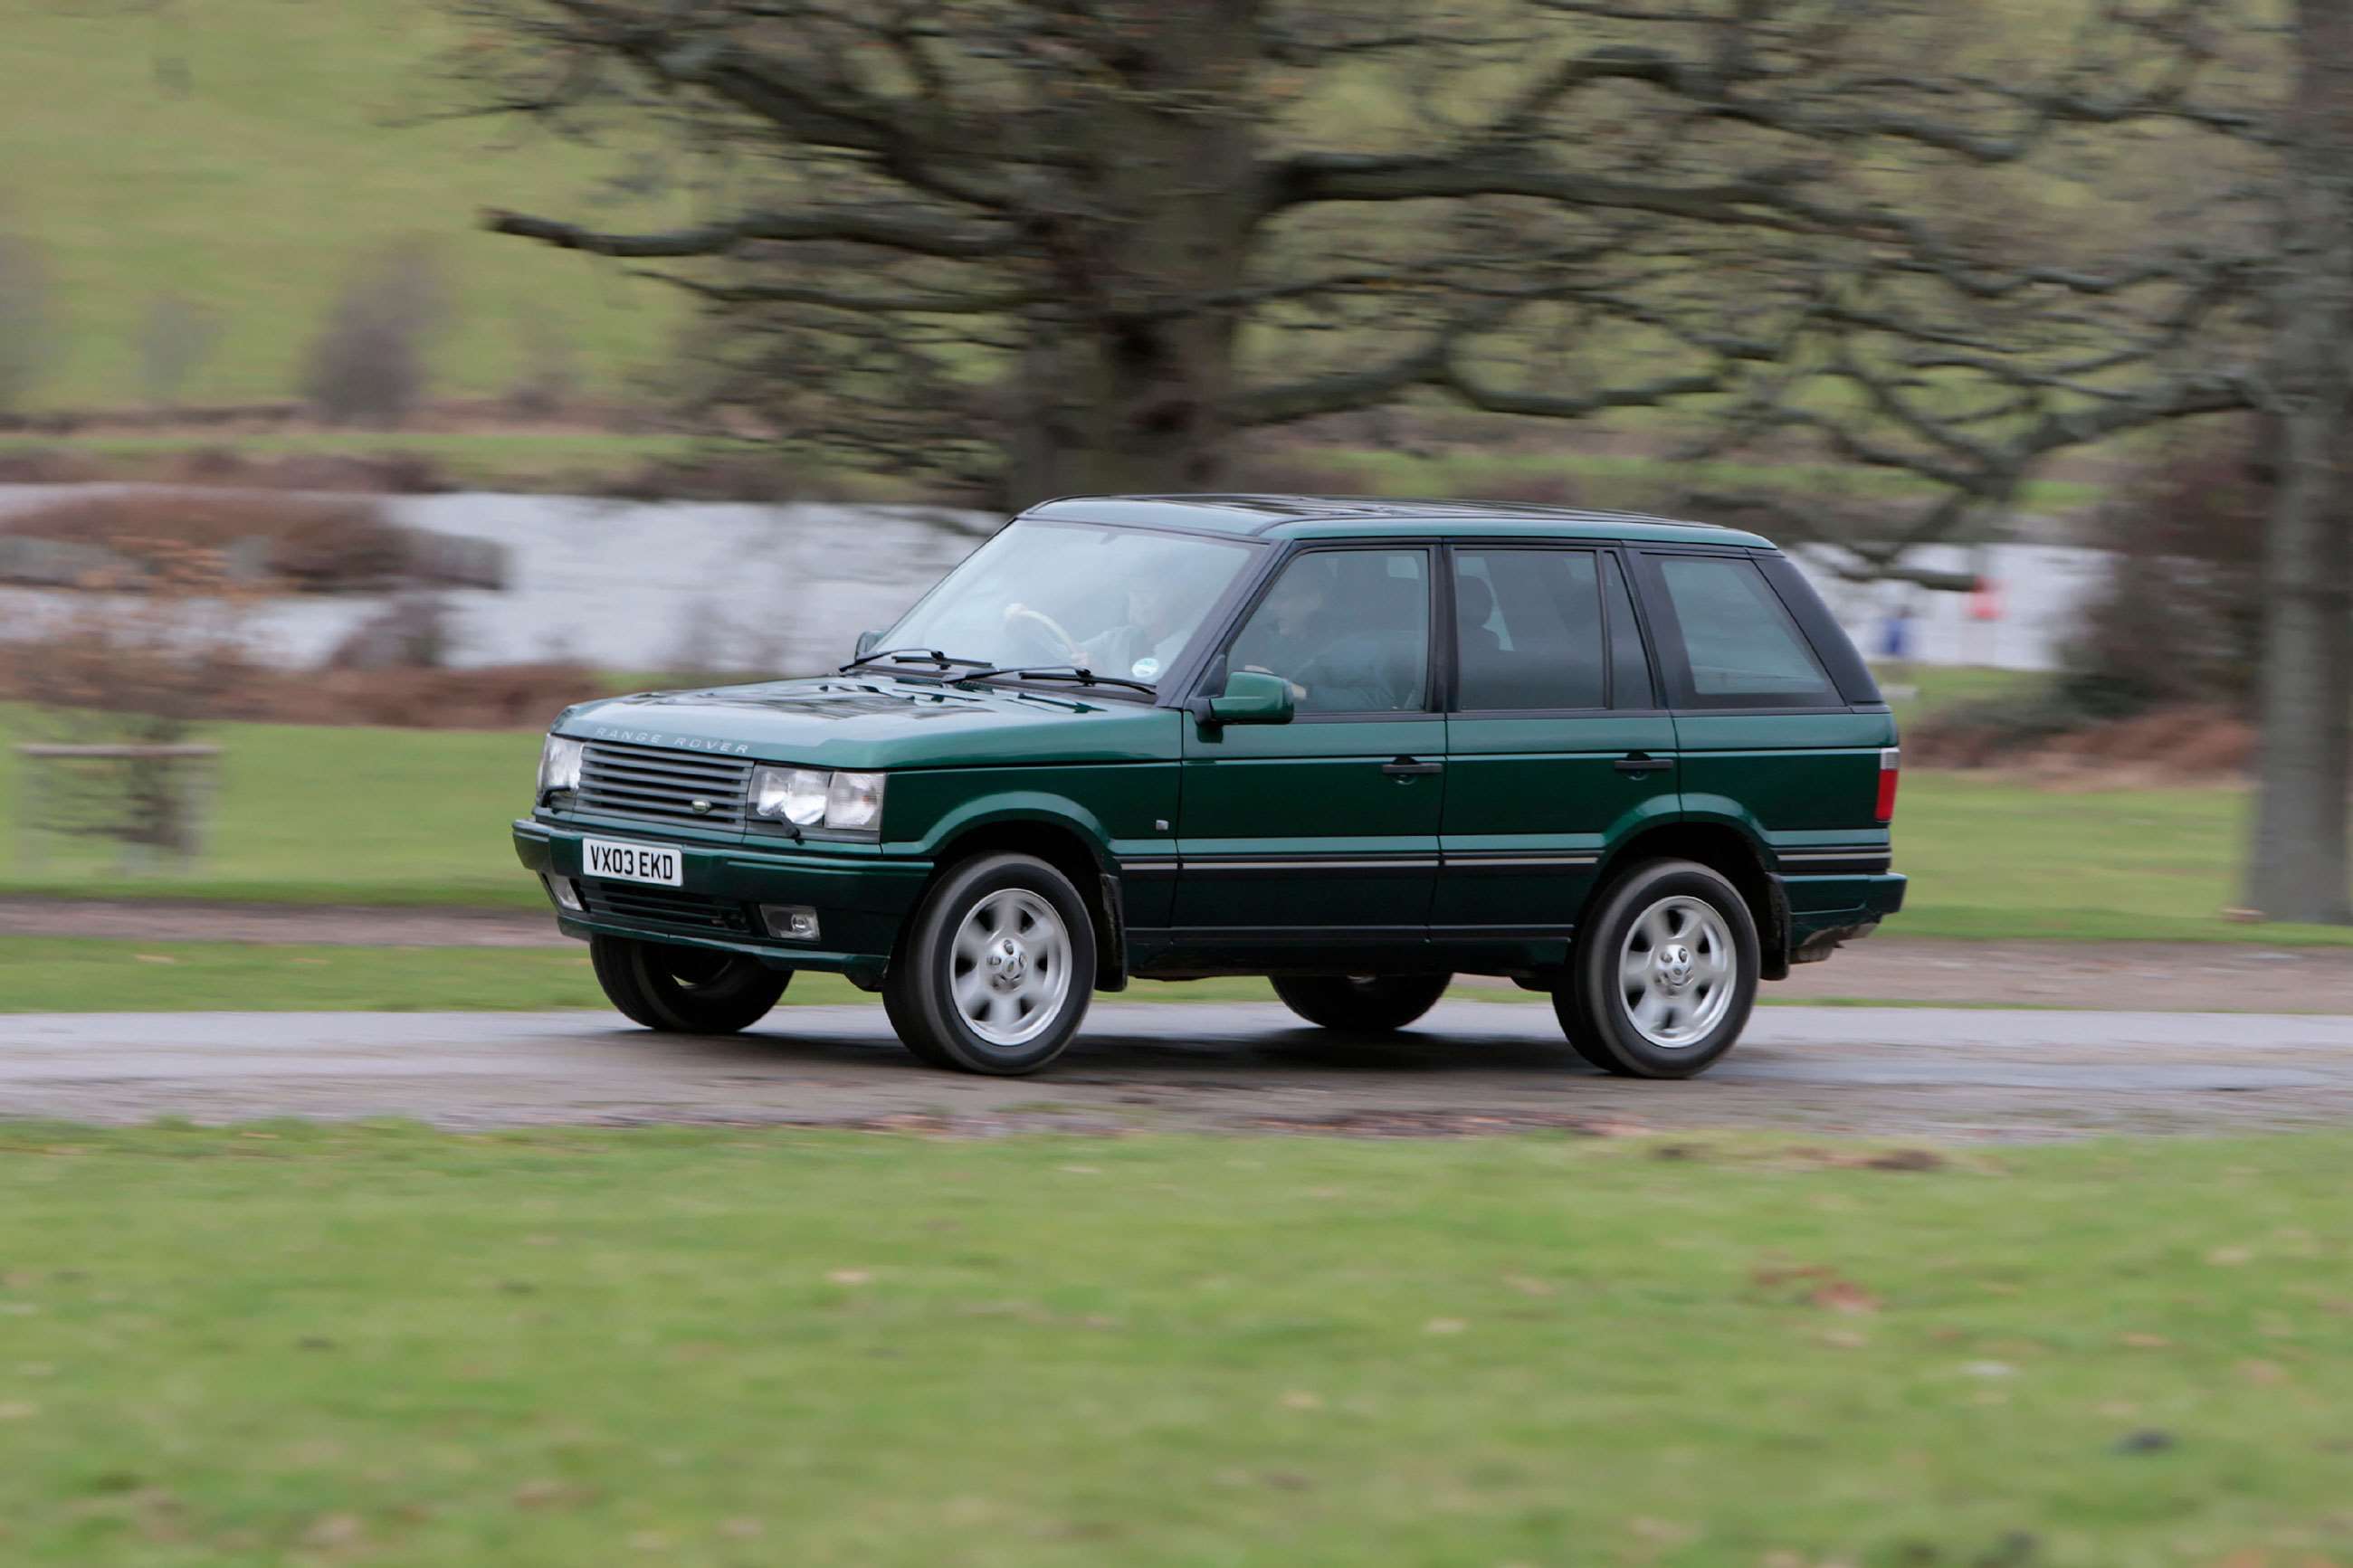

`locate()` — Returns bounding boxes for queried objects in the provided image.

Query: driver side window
[1224,548,1431,715]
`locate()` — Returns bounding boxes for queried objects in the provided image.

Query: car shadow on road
[607,1016,1599,1079]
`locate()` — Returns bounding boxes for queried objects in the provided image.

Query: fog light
[541,873,583,912]
[762,905,820,941]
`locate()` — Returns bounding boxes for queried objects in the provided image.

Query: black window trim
[1182,539,1446,721]
[1601,549,1664,714]
[1629,546,1852,713]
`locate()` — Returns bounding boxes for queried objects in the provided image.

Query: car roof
[1017,494,1772,549]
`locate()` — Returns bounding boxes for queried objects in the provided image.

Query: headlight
[825,771,885,832]
[755,765,831,827]
[538,734,584,796]
[752,766,883,834]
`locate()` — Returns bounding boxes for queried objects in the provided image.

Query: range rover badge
[691,798,714,815]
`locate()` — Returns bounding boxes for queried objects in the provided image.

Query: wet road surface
[5,1002,2351,1139]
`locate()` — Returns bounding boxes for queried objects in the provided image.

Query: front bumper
[512,818,931,982]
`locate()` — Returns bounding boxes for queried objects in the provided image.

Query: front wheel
[589,934,790,1034]
[884,852,1096,1075]
[1270,973,1452,1035]
[1554,860,1757,1079]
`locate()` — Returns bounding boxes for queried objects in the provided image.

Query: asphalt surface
[5,1002,2352,1140]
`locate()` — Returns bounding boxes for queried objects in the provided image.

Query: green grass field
[0,1123,2345,1566]
[7,4,686,408]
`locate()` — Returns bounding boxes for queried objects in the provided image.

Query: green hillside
[3,0,686,409]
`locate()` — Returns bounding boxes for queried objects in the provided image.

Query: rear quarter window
[1648,554,1838,707]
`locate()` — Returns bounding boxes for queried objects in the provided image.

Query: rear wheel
[884,852,1095,1075]
[1270,973,1452,1035]
[589,934,790,1034]
[1554,860,1757,1079]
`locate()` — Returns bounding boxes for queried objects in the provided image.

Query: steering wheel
[1002,603,1081,665]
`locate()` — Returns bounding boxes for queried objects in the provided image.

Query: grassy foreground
[0,1125,2346,1566]
[4,708,2347,945]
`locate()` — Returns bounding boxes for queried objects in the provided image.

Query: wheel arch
[1592,818,1789,980]
[907,810,1127,991]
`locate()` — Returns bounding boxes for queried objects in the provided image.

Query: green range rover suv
[514,495,1903,1078]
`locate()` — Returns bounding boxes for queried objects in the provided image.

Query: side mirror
[1205,670,1295,727]
[854,628,884,659]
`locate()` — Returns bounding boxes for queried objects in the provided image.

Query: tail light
[1875,746,1901,823]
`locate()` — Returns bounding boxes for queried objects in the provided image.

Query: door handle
[1382,757,1444,778]
[1615,753,1674,774]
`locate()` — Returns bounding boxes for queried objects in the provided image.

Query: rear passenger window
[1602,554,1654,708]
[1454,549,1604,710]
[1654,556,1835,704]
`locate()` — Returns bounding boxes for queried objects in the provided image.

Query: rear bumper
[512,818,930,981]
[1776,871,1906,961]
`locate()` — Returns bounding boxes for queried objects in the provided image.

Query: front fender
[902,791,1119,868]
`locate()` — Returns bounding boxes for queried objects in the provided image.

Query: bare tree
[460,2,2277,495]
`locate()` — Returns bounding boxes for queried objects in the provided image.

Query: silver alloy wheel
[949,888,1073,1048]
[1616,894,1736,1049]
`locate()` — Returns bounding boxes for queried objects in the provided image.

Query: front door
[1173,546,1444,941]
[1436,547,1680,935]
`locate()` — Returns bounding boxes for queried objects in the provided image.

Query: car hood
[554,676,1181,771]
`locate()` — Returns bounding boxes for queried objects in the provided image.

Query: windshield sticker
[1130,657,1161,681]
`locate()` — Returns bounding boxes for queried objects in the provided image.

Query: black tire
[1554,859,1758,1079]
[883,852,1096,1075]
[590,934,790,1035]
[1269,973,1452,1035]
[881,969,953,1068]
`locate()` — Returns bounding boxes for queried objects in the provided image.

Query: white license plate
[582,838,683,887]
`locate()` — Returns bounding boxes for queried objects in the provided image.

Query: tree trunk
[2246,0,2353,924]
[1005,0,1261,505]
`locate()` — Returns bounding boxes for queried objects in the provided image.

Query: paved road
[5,1003,2351,1139]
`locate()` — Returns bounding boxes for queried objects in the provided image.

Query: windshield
[881,519,1258,690]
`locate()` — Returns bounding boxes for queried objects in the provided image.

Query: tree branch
[481,206,1018,260]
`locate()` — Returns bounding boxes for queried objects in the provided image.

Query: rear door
[1630,548,1892,854]
[1172,545,1444,938]
[1434,547,1679,934]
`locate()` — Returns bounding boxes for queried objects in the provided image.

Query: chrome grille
[575,740,752,829]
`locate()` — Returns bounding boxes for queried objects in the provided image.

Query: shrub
[0,545,259,861]
[2056,426,2266,712]
[506,309,579,418]
[137,293,224,406]
[300,241,452,424]
[0,489,500,594]
[0,227,59,415]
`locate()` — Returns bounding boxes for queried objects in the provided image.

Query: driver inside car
[1002,547,1232,685]
[1228,554,1422,712]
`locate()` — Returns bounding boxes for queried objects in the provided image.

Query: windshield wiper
[837,647,992,674]
[960,664,1158,696]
